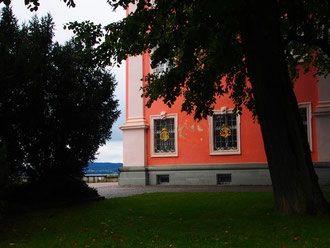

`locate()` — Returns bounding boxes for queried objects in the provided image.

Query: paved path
[89,183,274,199]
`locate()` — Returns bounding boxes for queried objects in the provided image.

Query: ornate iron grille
[213,113,237,151]
[154,118,175,153]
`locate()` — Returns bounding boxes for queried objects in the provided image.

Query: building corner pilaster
[315,76,330,161]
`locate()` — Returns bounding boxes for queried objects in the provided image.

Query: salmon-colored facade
[142,54,269,166]
[119,5,330,186]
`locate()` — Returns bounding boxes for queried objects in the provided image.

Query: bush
[106,174,118,178]
[10,176,99,204]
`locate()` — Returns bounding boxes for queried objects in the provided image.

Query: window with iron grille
[151,114,178,157]
[210,110,240,155]
[154,118,175,153]
[298,103,312,150]
[213,113,237,151]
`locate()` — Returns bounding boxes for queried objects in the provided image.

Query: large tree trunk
[241,0,329,214]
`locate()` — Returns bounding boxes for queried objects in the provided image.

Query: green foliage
[0,0,75,11]
[8,0,330,120]
[0,7,120,183]
[67,0,252,119]
[279,0,330,79]
[67,0,330,120]
[106,174,118,178]
[9,177,99,203]
[5,0,330,119]
[0,192,330,247]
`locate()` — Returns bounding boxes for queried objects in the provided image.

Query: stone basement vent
[157,175,169,185]
[217,174,232,185]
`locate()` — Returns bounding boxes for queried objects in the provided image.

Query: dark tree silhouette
[0,7,119,198]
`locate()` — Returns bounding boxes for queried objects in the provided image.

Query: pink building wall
[119,3,330,186]
[140,53,319,166]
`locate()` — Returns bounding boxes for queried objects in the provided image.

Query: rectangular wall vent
[217,174,232,185]
[157,175,169,185]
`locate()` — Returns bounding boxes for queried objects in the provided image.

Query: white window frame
[209,109,241,155]
[150,113,178,157]
[298,102,313,151]
[153,61,170,74]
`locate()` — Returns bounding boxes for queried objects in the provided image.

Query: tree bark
[241,0,329,214]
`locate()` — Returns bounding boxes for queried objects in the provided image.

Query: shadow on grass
[0,192,330,248]
[0,178,102,233]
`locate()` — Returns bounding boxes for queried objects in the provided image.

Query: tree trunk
[241,0,329,214]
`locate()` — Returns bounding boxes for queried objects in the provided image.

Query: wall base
[118,162,330,186]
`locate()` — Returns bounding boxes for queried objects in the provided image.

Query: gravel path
[89,183,274,199]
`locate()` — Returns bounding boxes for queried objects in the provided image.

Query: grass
[1,192,330,248]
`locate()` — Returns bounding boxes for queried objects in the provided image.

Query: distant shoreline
[85,162,123,175]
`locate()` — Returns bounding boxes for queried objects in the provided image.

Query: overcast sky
[0,0,126,163]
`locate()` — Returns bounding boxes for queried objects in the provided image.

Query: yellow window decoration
[160,128,170,141]
[220,124,232,138]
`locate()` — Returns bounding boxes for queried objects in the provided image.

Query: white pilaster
[315,76,330,161]
[120,53,148,167]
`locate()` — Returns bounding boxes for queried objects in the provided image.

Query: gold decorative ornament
[160,128,170,141]
[220,124,232,138]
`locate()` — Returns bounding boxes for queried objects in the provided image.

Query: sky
[0,0,126,163]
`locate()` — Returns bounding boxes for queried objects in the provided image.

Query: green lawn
[1,192,330,248]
